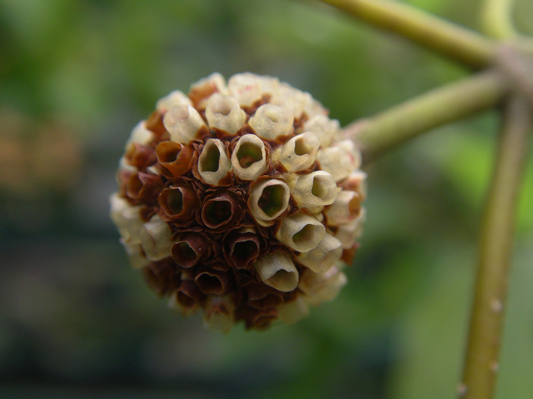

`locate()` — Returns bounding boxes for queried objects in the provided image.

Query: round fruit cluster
[110,73,366,331]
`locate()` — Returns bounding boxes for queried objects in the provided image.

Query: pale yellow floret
[197,139,231,185]
[344,170,368,200]
[139,214,173,261]
[302,92,328,120]
[332,208,366,249]
[316,139,360,182]
[255,75,280,97]
[254,251,299,292]
[338,139,362,170]
[122,242,150,269]
[109,194,144,244]
[163,104,206,144]
[230,134,268,180]
[125,121,152,149]
[205,93,247,134]
[278,296,310,324]
[227,73,265,107]
[279,132,320,172]
[248,104,294,140]
[248,179,290,224]
[190,72,227,95]
[299,266,348,305]
[156,90,192,112]
[276,213,325,252]
[168,291,197,317]
[297,233,343,274]
[289,171,338,213]
[325,190,361,226]
[302,114,339,147]
[271,83,307,118]
[116,156,137,176]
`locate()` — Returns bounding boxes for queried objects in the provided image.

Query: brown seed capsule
[125,121,153,149]
[158,184,199,223]
[223,228,261,270]
[195,267,230,295]
[176,280,206,310]
[126,172,162,203]
[200,190,243,232]
[240,307,279,330]
[125,142,155,169]
[143,258,180,296]
[188,73,226,109]
[171,232,210,268]
[203,295,235,333]
[246,283,284,309]
[156,141,193,177]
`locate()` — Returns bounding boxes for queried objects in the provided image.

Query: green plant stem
[460,95,532,399]
[496,45,533,104]
[320,0,498,69]
[343,71,507,164]
[481,0,518,40]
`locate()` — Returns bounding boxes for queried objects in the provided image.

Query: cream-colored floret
[163,105,206,143]
[249,104,294,140]
[254,251,299,292]
[139,214,173,261]
[205,93,247,134]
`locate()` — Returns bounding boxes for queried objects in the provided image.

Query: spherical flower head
[110,72,366,332]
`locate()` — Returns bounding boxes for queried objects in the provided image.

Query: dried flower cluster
[110,73,366,332]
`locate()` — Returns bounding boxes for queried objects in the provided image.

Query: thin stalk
[344,71,507,164]
[320,0,498,69]
[481,0,518,40]
[460,95,532,399]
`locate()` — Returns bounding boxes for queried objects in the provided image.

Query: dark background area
[1,0,532,398]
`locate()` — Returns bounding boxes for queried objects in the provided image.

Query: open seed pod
[110,72,367,331]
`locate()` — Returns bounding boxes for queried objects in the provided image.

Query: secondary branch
[343,71,507,163]
[321,0,498,69]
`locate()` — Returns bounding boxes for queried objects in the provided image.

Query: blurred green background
[1,0,533,398]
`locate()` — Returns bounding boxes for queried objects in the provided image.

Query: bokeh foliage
[0,0,532,398]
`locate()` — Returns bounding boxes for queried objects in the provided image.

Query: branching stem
[320,0,498,69]
[317,3,533,398]
[343,71,507,164]
[460,95,532,398]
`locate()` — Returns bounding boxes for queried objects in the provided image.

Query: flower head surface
[110,72,366,331]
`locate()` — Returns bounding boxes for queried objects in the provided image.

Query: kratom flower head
[110,72,366,332]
